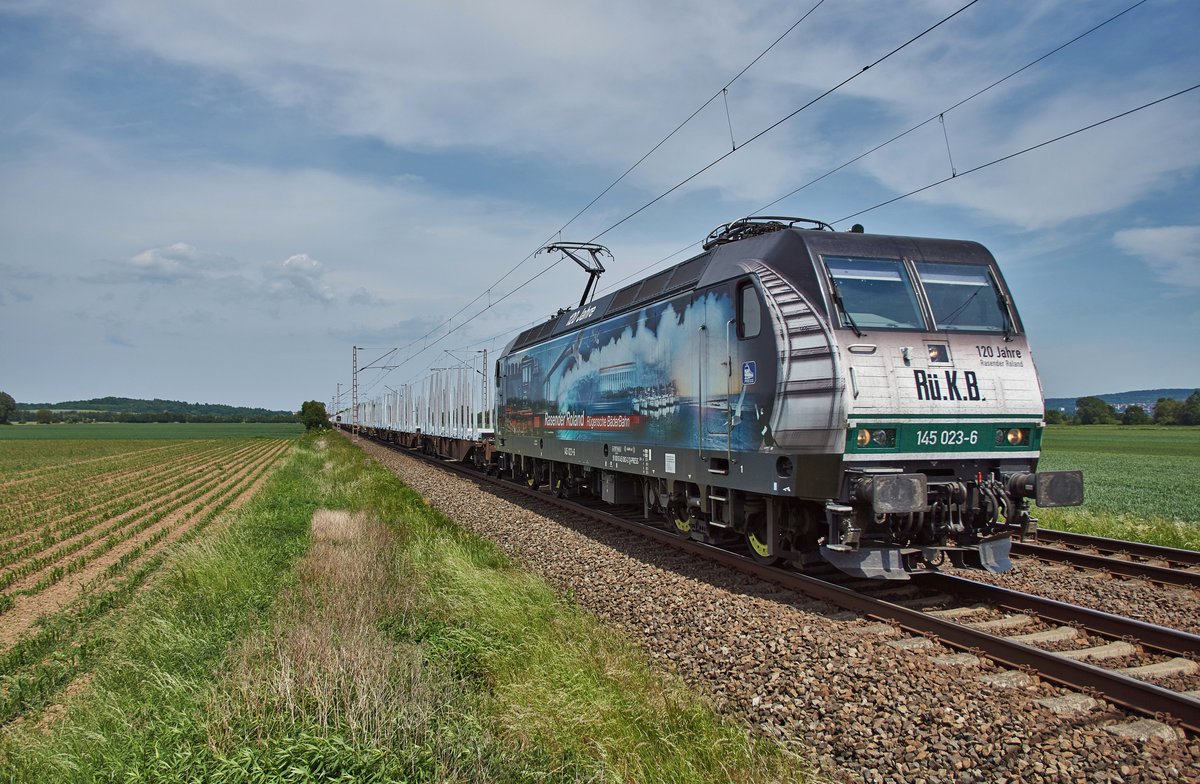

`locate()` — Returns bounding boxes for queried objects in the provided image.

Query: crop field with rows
[0,425,296,725]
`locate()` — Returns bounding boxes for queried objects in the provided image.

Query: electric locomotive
[495,217,1083,579]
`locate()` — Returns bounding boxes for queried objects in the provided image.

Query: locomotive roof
[504,227,998,354]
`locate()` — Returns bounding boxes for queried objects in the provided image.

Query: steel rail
[1011,540,1200,589]
[916,572,1200,658]
[1032,528,1200,567]
[358,434,1200,734]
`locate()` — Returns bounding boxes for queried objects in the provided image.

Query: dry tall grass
[211,509,445,751]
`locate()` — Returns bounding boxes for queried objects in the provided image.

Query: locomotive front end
[803,234,1084,578]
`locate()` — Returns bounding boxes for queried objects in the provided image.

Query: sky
[1,0,1197,412]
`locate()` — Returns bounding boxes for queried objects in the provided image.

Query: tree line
[13,410,298,425]
[0,391,296,425]
[1046,391,1200,426]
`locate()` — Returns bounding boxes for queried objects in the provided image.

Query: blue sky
[1,0,1197,411]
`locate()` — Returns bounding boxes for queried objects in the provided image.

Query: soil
[0,440,291,651]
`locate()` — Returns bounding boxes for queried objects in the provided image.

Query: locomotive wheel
[667,503,692,537]
[746,513,781,565]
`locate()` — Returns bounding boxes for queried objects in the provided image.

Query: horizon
[8,386,1198,416]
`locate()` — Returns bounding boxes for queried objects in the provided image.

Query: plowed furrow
[0,441,268,565]
[0,441,239,528]
[0,441,195,489]
[0,440,290,650]
[0,441,253,546]
[0,441,281,593]
[0,440,291,723]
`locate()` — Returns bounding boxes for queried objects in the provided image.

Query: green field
[0,423,303,474]
[0,424,1193,778]
[0,422,303,441]
[1036,425,1200,549]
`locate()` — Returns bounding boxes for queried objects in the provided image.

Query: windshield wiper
[831,280,864,338]
[996,290,1015,341]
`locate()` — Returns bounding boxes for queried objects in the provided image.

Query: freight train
[353,217,1083,579]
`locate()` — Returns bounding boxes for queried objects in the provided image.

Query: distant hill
[15,396,295,423]
[1045,388,1195,414]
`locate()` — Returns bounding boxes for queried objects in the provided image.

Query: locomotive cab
[736,221,1085,578]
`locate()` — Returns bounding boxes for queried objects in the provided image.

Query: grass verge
[2,432,809,782]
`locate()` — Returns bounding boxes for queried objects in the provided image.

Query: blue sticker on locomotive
[500,291,774,451]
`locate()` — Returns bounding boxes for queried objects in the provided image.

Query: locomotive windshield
[825,257,923,330]
[824,255,1016,334]
[913,261,1010,333]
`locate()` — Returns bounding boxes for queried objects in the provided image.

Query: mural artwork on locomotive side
[501,290,775,452]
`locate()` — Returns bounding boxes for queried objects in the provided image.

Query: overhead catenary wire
[554,0,829,238]
[350,0,1172,404]
[585,0,983,243]
[376,0,982,391]
[754,0,1149,215]
[833,82,1200,225]
[596,0,1153,294]
[365,76,1198,403]
[381,0,830,372]
[359,267,565,398]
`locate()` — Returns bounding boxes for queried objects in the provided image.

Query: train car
[354,365,497,465]
[494,217,1083,579]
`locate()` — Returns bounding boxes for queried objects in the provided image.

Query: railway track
[840,572,1200,732]
[1011,529,1200,588]
[361,434,1200,735]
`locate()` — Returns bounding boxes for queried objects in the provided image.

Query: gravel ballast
[355,438,1199,783]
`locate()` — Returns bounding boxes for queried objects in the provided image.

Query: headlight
[855,428,896,448]
[996,427,1029,446]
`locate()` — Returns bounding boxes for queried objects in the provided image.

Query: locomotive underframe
[496,433,1081,580]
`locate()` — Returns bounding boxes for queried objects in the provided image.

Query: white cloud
[1113,225,1200,289]
[3,0,1198,407]
[267,253,335,303]
[0,287,30,306]
[98,241,238,283]
[845,77,1200,230]
[348,287,393,307]
[6,2,991,201]
[34,0,1191,230]
[2,150,568,306]
[330,316,442,346]
[0,262,43,305]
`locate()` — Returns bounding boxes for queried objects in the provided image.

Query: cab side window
[738,281,761,339]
